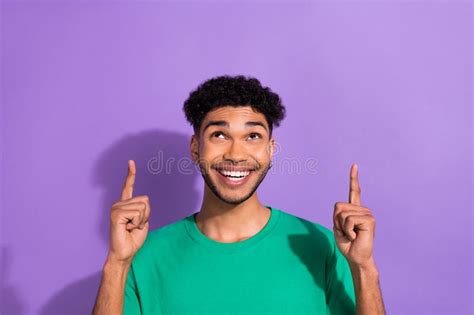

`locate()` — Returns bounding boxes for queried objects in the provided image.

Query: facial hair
[199,161,272,205]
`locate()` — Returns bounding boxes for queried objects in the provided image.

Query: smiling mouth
[216,169,252,181]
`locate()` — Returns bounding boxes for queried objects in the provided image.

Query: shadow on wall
[1,246,28,315]
[39,129,200,315]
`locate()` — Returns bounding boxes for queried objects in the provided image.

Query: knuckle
[111,200,122,208]
[135,195,150,204]
[352,186,361,193]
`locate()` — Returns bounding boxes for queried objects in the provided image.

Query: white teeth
[218,170,251,178]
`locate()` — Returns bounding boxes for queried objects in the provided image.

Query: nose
[223,140,247,163]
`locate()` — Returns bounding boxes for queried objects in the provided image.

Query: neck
[195,186,271,243]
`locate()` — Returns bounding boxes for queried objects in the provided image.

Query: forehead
[202,105,267,125]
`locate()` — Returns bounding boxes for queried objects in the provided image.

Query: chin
[216,191,255,205]
[200,163,270,205]
[203,176,257,205]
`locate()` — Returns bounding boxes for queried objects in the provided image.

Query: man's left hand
[333,163,377,268]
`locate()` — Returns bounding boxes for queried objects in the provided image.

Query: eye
[248,133,262,140]
[211,131,226,139]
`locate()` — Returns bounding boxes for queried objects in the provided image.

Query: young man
[93,75,386,315]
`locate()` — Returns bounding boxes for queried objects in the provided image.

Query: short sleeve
[124,264,141,315]
[325,235,356,315]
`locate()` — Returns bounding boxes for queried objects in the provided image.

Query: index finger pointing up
[121,160,136,201]
[349,163,361,206]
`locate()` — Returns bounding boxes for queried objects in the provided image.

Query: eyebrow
[202,120,269,133]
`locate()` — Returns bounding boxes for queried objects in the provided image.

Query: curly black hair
[183,75,286,136]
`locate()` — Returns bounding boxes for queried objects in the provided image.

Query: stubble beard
[199,161,273,205]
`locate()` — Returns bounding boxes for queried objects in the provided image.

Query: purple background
[1,1,472,315]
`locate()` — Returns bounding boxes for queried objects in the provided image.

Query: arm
[92,257,131,315]
[349,260,386,315]
[332,164,386,315]
[92,160,151,315]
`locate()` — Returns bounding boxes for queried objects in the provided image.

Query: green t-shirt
[124,206,356,315]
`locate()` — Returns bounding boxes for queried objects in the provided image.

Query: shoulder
[148,216,188,241]
[132,215,191,260]
[273,207,337,251]
[276,207,334,237]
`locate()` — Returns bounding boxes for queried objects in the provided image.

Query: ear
[190,134,200,163]
[268,137,276,159]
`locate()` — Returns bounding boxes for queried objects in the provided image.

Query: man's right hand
[107,159,151,266]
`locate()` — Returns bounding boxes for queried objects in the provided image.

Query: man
[93,75,386,314]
